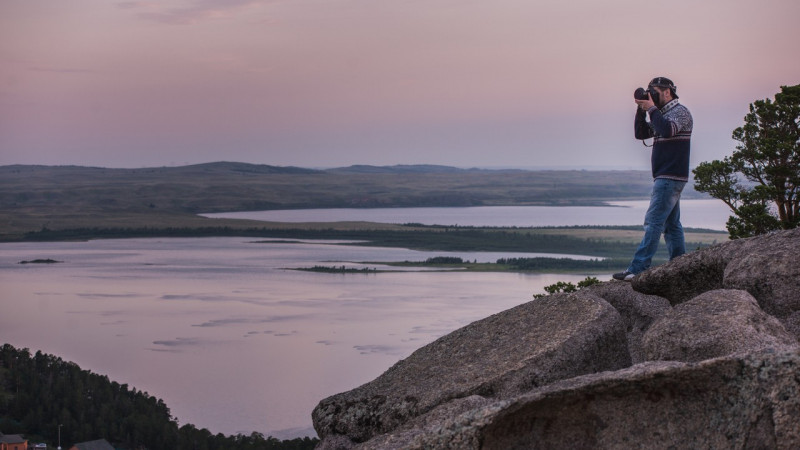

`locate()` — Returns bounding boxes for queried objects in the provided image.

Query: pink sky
[1,0,798,169]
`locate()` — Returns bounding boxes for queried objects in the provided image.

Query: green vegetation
[533,276,602,299]
[425,256,466,264]
[0,163,725,271]
[0,164,658,216]
[0,344,317,450]
[693,84,800,238]
[495,257,628,272]
[16,225,723,261]
[12,224,725,273]
[0,163,711,240]
[358,256,628,274]
[295,265,380,274]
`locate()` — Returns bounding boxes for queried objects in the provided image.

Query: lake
[0,238,598,438]
[201,199,732,230]
[0,201,732,438]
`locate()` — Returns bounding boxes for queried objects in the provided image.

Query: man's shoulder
[667,102,693,120]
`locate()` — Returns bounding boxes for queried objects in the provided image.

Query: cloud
[161,294,203,301]
[243,330,293,337]
[192,315,307,327]
[160,293,268,307]
[29,67,97,74]
[149,337,214,352]
[76,293,143,299]
[273,331,298,337]
[116,1,155,9]
[66,309,129,317]
[119,0,267,25]
[152,337,203,347]
[149,337,236,352]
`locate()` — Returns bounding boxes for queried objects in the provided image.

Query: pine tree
[693,84,800,238]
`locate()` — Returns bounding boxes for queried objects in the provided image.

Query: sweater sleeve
[634,108,653,140]
[647,106,677,138]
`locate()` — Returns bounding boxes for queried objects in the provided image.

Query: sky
[1,0,798,170]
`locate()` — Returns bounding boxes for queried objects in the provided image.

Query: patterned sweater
[634,99,693,181]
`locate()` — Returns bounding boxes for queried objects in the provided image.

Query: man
[613,77,693,281]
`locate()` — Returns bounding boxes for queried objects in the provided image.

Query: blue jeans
[627,178,686,274]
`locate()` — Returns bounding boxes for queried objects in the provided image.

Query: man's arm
[634,108,653,140]
[646,107,678,138]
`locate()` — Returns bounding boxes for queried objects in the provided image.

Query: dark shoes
[612,271,636,282]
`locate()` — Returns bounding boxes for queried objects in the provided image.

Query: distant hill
[0,343,318,450]
[0,162,658,214]
[324,164,518,174]
[0,162,709,239]
[0,162,320,175]
[174,161,321,175]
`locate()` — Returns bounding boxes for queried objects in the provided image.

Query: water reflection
[0,238,601,438]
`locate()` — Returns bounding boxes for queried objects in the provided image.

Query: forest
[0,344,318,450]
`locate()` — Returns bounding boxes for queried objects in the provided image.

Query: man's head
[648,77,678,107]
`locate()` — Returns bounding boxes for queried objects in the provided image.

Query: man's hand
[635,94,655,111]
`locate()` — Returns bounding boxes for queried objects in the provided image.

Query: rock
[406,350,800,450]
[723,230,800,319]
[584,282,671,363]
[783,312,800,342]
[313,228,800,448]
[642,289,798,362]
[633,228,800,339]
[631,241,733,303]
[312,291,631,444]
[345,396,496,450]
[316,434,359,450]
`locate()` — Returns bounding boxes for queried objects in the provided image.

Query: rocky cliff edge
[313,228,800,449]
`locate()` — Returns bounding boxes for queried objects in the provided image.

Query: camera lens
[634,87,649,100]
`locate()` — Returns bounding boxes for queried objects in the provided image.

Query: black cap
[649,77,678,98]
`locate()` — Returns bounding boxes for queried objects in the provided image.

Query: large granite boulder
[313,228,800,449]
[723,230,800,338]
[404,350,800,450]
[313,291,631,446]
[584,282,671,363]
[643,289,798,362]
[633,228,800,338]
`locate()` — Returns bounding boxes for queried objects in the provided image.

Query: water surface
[0,237,595,438]
[202,199,731,230]
[1,200,731,437]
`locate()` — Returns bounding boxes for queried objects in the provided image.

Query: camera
[634,87,652,101]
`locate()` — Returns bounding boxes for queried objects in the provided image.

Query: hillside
[0,163,659,215]
[0,344,318,450]
[0,162,708,239]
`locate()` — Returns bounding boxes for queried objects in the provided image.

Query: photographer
[613,77,693,281]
